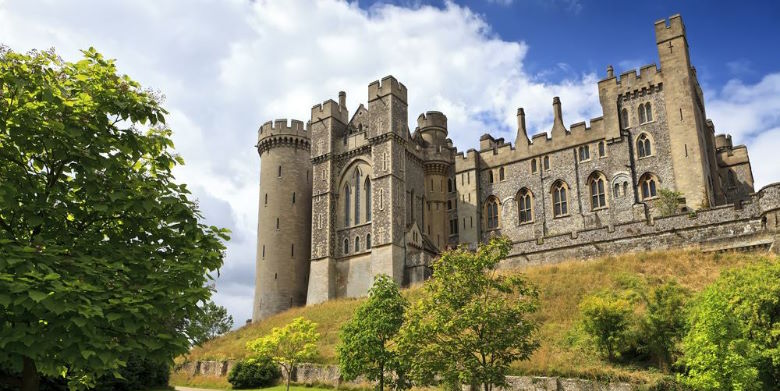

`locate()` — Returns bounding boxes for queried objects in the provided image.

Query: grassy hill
[179,249,779,388]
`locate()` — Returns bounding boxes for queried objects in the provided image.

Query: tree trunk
[286,366,292,391]
[21,357,39,391]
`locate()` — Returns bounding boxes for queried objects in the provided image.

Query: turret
[253,119,312,321]
[417,111,448,145]
[515,107,529,147]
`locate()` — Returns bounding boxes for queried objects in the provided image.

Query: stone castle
[252,14,780,321]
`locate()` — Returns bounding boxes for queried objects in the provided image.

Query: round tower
[253,119,312,322]
[418,111,452,250]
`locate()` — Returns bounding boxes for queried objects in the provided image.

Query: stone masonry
[252,14,780,321]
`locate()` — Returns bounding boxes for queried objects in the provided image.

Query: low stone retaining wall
[175,361,635,390]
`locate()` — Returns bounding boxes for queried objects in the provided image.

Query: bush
[640,281,688,372]
[579,292,634,361]
[228,357,280,389]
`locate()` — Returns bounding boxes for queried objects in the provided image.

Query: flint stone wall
[176,361,634,390]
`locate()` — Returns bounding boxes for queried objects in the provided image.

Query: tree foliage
[579,292,634,362]
[397,236,539,391]
[338,274,407,391]
[247,317,320,391]
[657,188,683,217]
[641,280,688,372]
[227,357,280,389]
[187,300,234,346]
[0,47,228,390]
[679,262,780,390]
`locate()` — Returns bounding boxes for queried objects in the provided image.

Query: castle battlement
[311,99,348,124]
[368,75,407,103]
[258,119,308,139]
[417,111,448,131]
[655,14,685,44]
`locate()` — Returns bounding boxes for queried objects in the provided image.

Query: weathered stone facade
[252,14,778,321]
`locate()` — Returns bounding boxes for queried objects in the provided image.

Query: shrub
[657,189,683,216]
[94,355,170,391]
[579,292,634,361]
[228,357,280,389]
[640,281,688,372]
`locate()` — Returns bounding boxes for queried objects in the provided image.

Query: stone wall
[175,361,635,391]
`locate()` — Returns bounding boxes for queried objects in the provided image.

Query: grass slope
[180,249,779,387]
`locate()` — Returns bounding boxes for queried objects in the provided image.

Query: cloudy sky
[2,0,779,325]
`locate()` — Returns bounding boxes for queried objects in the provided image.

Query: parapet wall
[498,183,780,268]
[256,118,311,156]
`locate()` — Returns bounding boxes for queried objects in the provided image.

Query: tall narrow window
[276,218,279,229]
[589,173,607,210]
[354,169,361,224]
[639,173,658,200]
[499,167,505,181]
[552,181,568,217]
[292,192,295,204]
[291,244,294,257]
[365,178,372,221]
[448,179,453,193]
[621,108,629,128]
[578,146,590,161]
[278,165,282,177]
[637,133,652,158]
[531,159,537,173]
[598,141,605,157]
[344,238,349,254]
[543,156,550,170]
[623,182,628,197]
[613,183,620,198]
[262,245,265,258]
[517,188,533,224]
[366,234,371,249]
[645,103,653,122]
[344,185,351,226]
[355,236,360,252]
[486,198,499,229]
[488,170,494,184]
[264,193,268,205]
[639,103,646,123]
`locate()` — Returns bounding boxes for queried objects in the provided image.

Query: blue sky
[2,0,779,325]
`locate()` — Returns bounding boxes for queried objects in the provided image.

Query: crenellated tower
[253,119,312,321]
[418,111,452,250]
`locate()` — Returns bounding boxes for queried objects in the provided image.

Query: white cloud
[1,0,778,326]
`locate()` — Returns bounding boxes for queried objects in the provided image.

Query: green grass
[178,249,780,387]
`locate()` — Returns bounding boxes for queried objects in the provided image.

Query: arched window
[578,145,590,161]
[639,173,658,200]
[638,103,646,124]
[488,170,494,184]
[637,133,652,158]
[623,182,628,197]
[366,234,371,249]
[365,178,372,221]
[543,156,550,170]
[552,181,568,217]
[598,141,605,157]
[531,159,537,173]
[344,238,349,254]
[344,185,351,226]
[621,108,629,128]
[645,103,653,122]
[613,183,620,198]
[589,173,607,210]
[355,236,360,252]
[486,197,499,229]
[517,188,533,224]
[447,179,453,193]
[354,169,361,224]
[499,167,505,181]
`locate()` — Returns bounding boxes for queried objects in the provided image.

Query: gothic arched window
[639,173,659,200]
[499,167,505,181]
[365,178,372,221]
[552,181,568,217]
[638,103,646,124]
[344,184,351,226]
[355,236,360,252]
[354,169,361,224]
[517,188,533,224]
[621,108,629,129]
[543,155,550,170]
[488,170,494,184]
[645,102,653,122]
[344,238,349,254]
[486,198,499,229]
[613,183,620,198]
[637,133,652,158]
[589,173,607,210]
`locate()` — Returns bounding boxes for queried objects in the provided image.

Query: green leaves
[247,316,320,391]
[0,47,228,388]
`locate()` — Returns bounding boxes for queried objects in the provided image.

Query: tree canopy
[247,317,320,391]
[0,47,228,390]
[398,236,539,391]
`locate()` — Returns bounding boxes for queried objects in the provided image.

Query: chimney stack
[515,107,528,146]
[607,65,614,78]
[338,91,346,108]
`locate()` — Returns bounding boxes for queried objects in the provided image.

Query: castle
[252,14,780,321]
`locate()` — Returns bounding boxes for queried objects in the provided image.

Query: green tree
[0,47,228,391]
[398,237,539,391]
[247,317,320,391]
[186,300,234,346]
[679,262,780,390]
[657,188,683,217]
[579,292,634,361]
[641,280,688,372]
[338,274,408,391]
